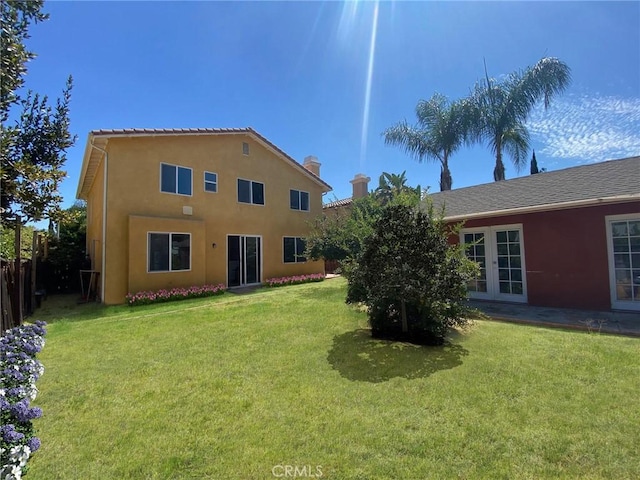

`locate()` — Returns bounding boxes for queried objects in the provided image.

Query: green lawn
[28,278,640,479]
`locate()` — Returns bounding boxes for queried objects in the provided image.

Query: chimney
[350,173,370,199]
[303,155,321,177]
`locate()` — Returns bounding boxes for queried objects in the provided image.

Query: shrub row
[265,273,325,288]
[126,284,226,306]
[1,321,47,480]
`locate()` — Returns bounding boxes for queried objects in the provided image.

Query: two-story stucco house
[76,128,332,304]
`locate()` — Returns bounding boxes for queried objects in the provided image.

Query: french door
[227,235,262,287]
[461,224,527,302]
[606,214,640,311]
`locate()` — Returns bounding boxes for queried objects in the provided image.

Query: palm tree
[468,57,571,181]
[383,93,470,191]
[374,171,418,204]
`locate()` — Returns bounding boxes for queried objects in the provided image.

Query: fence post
[30,230,38,314]
[13,217,23,325]
[1,263,14,331]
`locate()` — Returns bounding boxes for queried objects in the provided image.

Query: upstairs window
[161,163,192,196]
[242,142,250,155]
[283,237,307,263]
[148,232,191,272]
[204,172,217,193]
[290,189,310,211]
[237,179,264,205]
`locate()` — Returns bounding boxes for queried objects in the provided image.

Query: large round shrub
[346,203,478,345]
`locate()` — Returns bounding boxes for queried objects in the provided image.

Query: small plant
[265,273,325,288]
[1,321,47,479]
[579,317,608,334]
[126,284,226,306]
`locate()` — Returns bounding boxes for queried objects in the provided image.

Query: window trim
[283,236,307,264]
[605,213,640,311]
[204,171,218,193]
[242,142,250,156]
[147,231,192,273]
[237,178,265,206]
[160,162,193,196]
[290,189,310,212]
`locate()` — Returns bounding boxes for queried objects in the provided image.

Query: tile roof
[429,156,639,220]
[323,197,353,209]
[77,127,332,198]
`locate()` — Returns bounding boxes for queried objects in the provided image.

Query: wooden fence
[1,257,36,331]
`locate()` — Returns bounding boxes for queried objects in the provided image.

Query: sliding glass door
[227,235,262,287]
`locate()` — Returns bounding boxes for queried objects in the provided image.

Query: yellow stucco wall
[85,158,104,274]
[128,215,206,294]
[87,133,326,304]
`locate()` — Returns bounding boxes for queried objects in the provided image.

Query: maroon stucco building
[429,156,640,312]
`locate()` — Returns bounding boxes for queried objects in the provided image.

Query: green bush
[346,203,478,345]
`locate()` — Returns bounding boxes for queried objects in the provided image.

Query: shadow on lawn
[328,329,468,383]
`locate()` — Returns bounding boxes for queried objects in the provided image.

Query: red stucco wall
[450,201,640,310]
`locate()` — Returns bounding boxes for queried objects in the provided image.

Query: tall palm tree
[468,57,571,181]
[383,93,470,191]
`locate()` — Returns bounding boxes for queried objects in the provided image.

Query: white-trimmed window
[242,142,250,155]
[204,172,217,193]
[606,214,640,310]
[148,232,191,272]
[290,189,310,211]
[237,179,264,205]
[284,237,306,263]
[160,163,192,196]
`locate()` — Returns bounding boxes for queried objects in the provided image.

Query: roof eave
[441,194,640,222]
[76,132,95,200]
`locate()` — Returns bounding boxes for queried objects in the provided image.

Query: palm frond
[501,123,530,171]
[508,57,571,119]
[383,122,440,163]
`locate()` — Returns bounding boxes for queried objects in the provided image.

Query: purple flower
[10,398,30,422]
[1,424,25,443]
[28,436,41,452]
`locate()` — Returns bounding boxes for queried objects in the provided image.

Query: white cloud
[528,93,640,162]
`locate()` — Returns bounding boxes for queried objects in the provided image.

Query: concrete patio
[469,300,640,337]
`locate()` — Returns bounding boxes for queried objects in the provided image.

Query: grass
[27,278,640,479]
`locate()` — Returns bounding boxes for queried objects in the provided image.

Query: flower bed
[126,284,226,306]
[265,273,325,288]
[1,321,47,480]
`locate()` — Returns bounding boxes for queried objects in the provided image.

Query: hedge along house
[76,128,332,304]
[429,156,640,312]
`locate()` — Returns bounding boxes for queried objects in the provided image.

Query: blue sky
[16,1,640,214]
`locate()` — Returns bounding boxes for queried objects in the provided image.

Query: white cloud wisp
[528,93,640,162]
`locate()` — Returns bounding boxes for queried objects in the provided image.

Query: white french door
[461,224,527,303]
[606,214,640,311]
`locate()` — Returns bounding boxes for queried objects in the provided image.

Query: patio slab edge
[482,315,640,338]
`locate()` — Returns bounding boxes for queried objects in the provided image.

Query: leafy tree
[467,57,571,181]
[346,203,478,345]
[530,150,539,174]
[307,194,386,264]
[0,0,48,121]
[383,93,471,191]
[1,1,76,225]
[307,178,421,263]
[374,171,422,205]
[0,223,36,259]
[42,201,87,293]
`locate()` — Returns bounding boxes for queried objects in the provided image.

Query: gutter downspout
[89,140,108,303]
